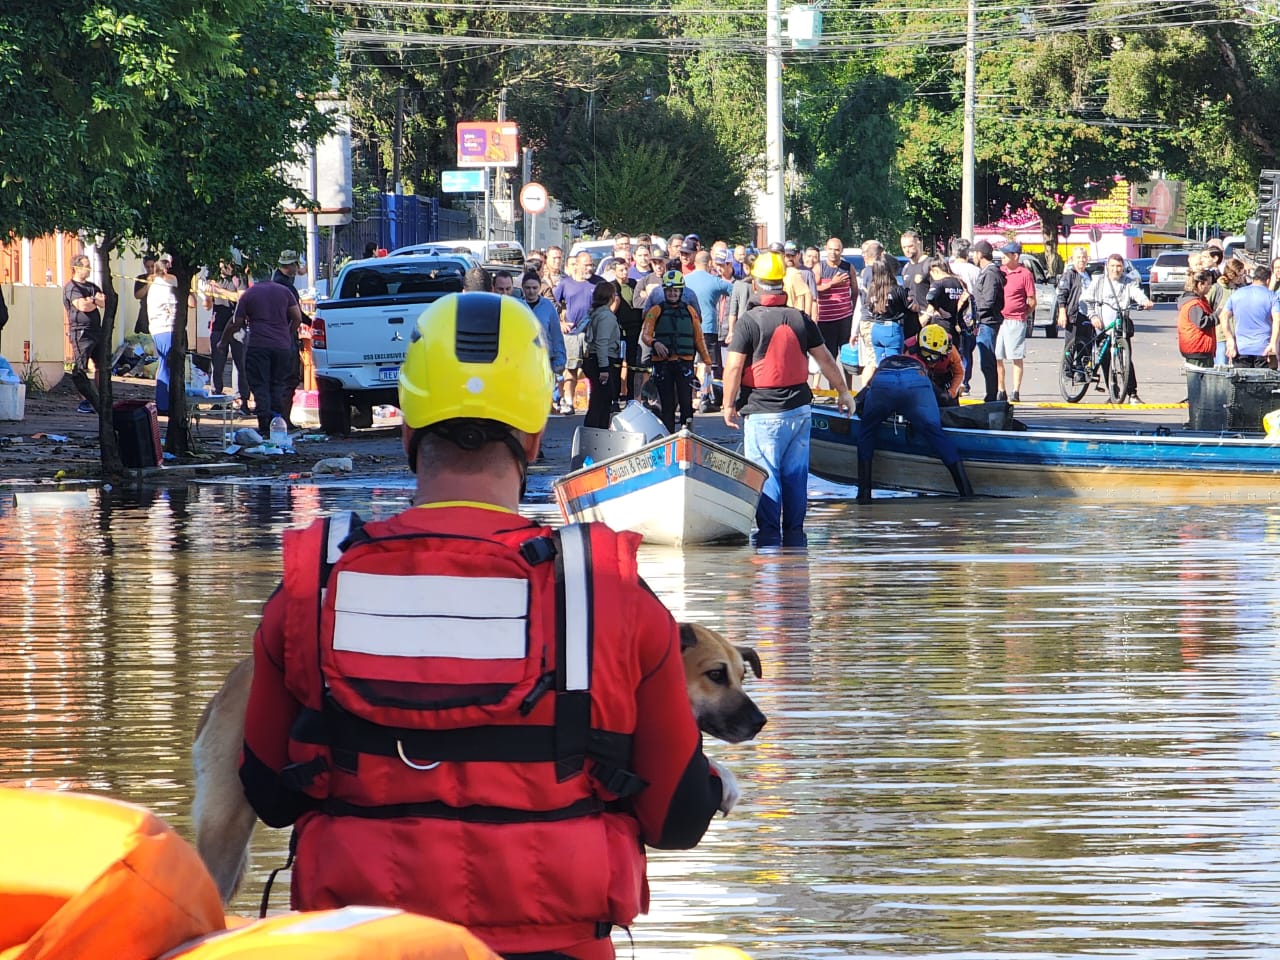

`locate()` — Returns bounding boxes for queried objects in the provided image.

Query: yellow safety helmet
[918,322,951,359]
[751,251,786,283]
[662,268,685,289]
[398,292,552,447]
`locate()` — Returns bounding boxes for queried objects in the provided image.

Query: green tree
[0,0,336,468]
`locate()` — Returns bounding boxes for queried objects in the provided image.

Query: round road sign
[520,181,548,215]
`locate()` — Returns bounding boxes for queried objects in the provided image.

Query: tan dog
[193,622,764,904]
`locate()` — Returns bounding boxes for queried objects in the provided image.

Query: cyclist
[1081,253,1154,404]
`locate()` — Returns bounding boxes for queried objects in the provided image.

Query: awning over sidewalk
[1140,230,1193,246]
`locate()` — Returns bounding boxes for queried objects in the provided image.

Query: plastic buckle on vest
[518,535,557,566]
[279,755,329,793]
[593,762,647,799]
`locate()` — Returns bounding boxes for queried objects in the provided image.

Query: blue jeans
[870,322,904,364]
[958,328,976,388]
[976,324,999,400]
[857,365,959,467]
[744,405,811,548]
[152,331,173,414]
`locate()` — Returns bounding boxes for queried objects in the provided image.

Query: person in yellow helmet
[239,292,728,960]
[722,251,854,547]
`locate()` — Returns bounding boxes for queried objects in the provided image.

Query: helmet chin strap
[408,421,531,498]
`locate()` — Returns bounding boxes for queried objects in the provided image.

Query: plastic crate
[1185,364,1280,433]
[112,399,163,468]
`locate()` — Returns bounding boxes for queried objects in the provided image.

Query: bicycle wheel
[1058,339,1090,402]
[1106,336,1131,403]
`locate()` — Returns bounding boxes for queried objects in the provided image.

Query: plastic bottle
[269,414,289,449]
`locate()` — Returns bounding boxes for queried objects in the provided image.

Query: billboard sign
[457,122,519,168]
[1129,179,1186,234]
[442,169,485,193]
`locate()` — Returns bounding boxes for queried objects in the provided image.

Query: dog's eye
[707,668,727,685]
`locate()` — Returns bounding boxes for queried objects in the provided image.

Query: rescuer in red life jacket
[238,292,728,960]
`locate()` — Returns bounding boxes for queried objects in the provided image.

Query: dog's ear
[737,645,762,679]
[678,622,698,651]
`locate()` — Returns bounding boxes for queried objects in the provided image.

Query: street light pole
[961,0,977,238]
[765,0,786,245]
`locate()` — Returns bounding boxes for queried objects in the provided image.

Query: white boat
[553,428,767,547]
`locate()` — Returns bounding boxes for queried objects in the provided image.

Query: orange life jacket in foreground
[1177,293,1216,358]
[277,513,649,956]
[0,787,224,960]
[159,907,500,960]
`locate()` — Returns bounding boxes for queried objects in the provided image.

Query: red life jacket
[741,303,810,389]
[278,512,649,955]
[1177,293,1216,358]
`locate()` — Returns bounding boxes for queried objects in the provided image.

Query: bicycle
[1057,314,1132,403]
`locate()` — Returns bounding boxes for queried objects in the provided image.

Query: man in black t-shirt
[62,253,105,415]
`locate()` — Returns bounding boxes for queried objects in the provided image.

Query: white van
[442,239,526,266]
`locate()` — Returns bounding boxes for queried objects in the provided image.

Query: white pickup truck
[312,255,467,434]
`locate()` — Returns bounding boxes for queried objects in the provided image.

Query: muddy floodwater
[2,480,1279,959]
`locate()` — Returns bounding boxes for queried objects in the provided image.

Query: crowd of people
[1172,241,1280,371]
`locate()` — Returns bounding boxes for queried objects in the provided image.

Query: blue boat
[809,406,1280,500]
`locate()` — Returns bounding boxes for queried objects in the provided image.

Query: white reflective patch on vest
[332,571,529,659]
[558,525,591,691]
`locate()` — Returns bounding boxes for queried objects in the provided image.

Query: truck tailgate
[314,298,428,388]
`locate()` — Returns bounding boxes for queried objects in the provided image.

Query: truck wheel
[318,378,352,436]
[350,404,374,429]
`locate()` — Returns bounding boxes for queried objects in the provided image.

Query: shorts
[563,332,587,372]
[858,319,875,365]
[995,317,1027,360]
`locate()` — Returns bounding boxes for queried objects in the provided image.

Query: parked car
[840,253,910,279]
[1148,252,1191,301]
[311,255,466,435]
[1014,254,1060,338]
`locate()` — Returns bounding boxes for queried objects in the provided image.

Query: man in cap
[677,237,698,275]
[272,249,309,415]
[723,251,853,547]
[782,241,814,317]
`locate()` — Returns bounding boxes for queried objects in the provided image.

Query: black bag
[1122,308,1134,339]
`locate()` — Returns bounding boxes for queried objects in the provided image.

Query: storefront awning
[1139,230,1192,246]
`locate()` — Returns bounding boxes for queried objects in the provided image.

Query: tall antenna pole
[961,0,977,237]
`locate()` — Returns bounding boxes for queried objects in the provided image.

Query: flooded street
[3,481,1280,958]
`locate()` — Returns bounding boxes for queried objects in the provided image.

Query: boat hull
[553,431,767,546]
[810,407,1280,500]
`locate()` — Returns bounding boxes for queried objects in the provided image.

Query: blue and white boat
[809,406,1280,500]
[553,429,767,546]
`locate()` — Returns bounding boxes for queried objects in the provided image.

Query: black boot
[857,457,873,504]
[947,460,974,498]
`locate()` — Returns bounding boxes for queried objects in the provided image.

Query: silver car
[1149,252,1190,302]
[1018,254,1060,338]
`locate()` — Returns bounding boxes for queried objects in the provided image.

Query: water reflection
[1,486,1280,957]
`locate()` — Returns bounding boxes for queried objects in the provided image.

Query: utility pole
[392,86,403,194]
[961,0,977,238]
[765,0,785,245]
[496,87,508,240]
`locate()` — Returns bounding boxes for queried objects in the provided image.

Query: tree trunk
[1038,209,1062,278]
[93,242,125,476]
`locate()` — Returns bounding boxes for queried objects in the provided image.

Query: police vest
[277,513,649,953]
[651,301,697,358]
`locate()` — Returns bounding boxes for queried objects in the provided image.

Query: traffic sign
[520,181,548,215]
[442,169,484,193]
[1087,225,1102,243]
